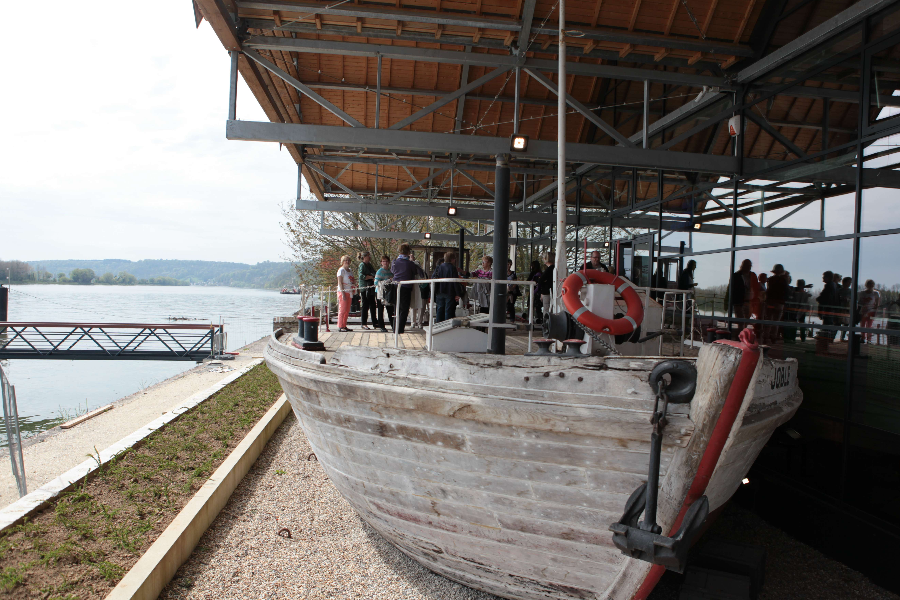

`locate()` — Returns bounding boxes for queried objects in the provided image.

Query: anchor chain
[571,316,621,356]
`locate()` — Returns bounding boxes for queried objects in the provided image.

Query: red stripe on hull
[632,330,760,600]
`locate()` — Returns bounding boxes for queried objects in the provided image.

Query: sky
[2,1,896,286]
[1,1,302,265]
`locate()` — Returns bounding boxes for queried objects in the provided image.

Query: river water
[1,285,305,440]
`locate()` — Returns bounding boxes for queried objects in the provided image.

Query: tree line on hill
[1,259,297,289]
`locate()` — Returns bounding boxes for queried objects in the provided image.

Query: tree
[97,272,117,285]
[69,268,96,285]
[116,272,137,285]
[57,273,65,281]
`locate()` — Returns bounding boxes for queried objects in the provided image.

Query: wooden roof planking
[193,0,895,220]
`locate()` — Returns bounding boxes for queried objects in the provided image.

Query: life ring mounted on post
[561,269,644,336]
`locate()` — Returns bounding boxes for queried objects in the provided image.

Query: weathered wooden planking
[266,333,802,600]
[270,353,694,447]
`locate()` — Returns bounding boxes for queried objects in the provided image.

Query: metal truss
[0,323,222,361]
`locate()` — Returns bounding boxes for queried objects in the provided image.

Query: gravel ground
[162,414,899,600]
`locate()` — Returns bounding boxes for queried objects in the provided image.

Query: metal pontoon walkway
[0,322,223,361]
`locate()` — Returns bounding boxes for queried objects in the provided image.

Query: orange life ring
[561,269,644,336]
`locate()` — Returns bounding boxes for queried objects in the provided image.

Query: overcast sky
[2,1,300,265]
[4,1,897,287]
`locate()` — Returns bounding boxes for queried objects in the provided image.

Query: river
[1,285,305,441]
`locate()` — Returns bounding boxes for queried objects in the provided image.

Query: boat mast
[553,0,567,311]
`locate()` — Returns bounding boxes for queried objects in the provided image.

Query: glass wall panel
[861,129,900,232]
[867,38,900,127]
[734,239,853,417]
[846,425,900,525]
[849,234,900,435]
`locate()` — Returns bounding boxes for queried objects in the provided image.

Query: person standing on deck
[472,256,493,314]
[538,252,556,322]
[837,276,853,341]
[357,252,378,331]
[336,255,356,333]
[391,244,425,334]
[431,251,463,323]
[816,270,840,337]
[374,255,393,333]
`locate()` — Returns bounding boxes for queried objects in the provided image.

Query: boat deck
[313,328,699,359]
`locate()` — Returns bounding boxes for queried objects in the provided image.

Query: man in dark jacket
[730,259,756,331]
[764,264,789,343]
[816,270,840,334]
[538,252,555,318]
[391,243,425,334]
[431,251,463,323]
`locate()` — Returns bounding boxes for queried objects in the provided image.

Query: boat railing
[394,278,538,353]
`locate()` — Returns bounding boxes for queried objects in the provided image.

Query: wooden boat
[264,330,801,600]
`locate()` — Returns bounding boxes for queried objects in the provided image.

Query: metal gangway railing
[0,322,224,361]
[1,363,26,497]
[394,278,537,352]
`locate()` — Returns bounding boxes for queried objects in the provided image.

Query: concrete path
[0,337,269,508]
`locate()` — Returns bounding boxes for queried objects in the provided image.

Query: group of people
[335,244,526,333]
[730,259,882,344]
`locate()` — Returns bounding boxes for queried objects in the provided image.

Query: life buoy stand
[561,270,644,336]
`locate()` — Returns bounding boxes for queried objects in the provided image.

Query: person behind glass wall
[431,251,463,324]
[836,276,853,341]
[729,259,756,333]
[538,252,556,321]
[816,270,840,337]
[582,250,609,272]
[786,279,813,342]
[858,279,881,344]
[356,251,378,331]
[390,244,425,334]
[527,260,543,323]
[506,259,520,321]
[678,260,697,292]
[374,255,393,333]
[764,264,789,344]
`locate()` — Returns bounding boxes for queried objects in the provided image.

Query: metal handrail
[393,278,537,353]
[0,363,26,497]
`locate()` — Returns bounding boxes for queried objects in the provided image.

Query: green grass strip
[0,363,283,600]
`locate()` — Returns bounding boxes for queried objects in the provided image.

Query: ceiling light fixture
[510,134,529,152]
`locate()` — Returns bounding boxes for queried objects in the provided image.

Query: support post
[553,0,567,312]
[459,228,465,272]
[375,54,382,129]
[643,79,649,149]
[228,50,239,121]
[490,153,511,354]
[514,67,521,133]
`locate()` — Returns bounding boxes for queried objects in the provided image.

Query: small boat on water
[280,286,302,294]
[265,304,801,599]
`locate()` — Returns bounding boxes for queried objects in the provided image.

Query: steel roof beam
[737,0,895,83]
[243,36,730,88]
[242,20,729,71]
[243,49,365,127]
[239,1,521,30]
[390,65,511,131]
[530,24,754,57]
[524,67,636,147]
[227,120,742,174]
[517,0,537,50]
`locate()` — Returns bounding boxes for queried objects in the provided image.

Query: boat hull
[265,334,801,600]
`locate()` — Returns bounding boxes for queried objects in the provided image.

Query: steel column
[490,154,511,355]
